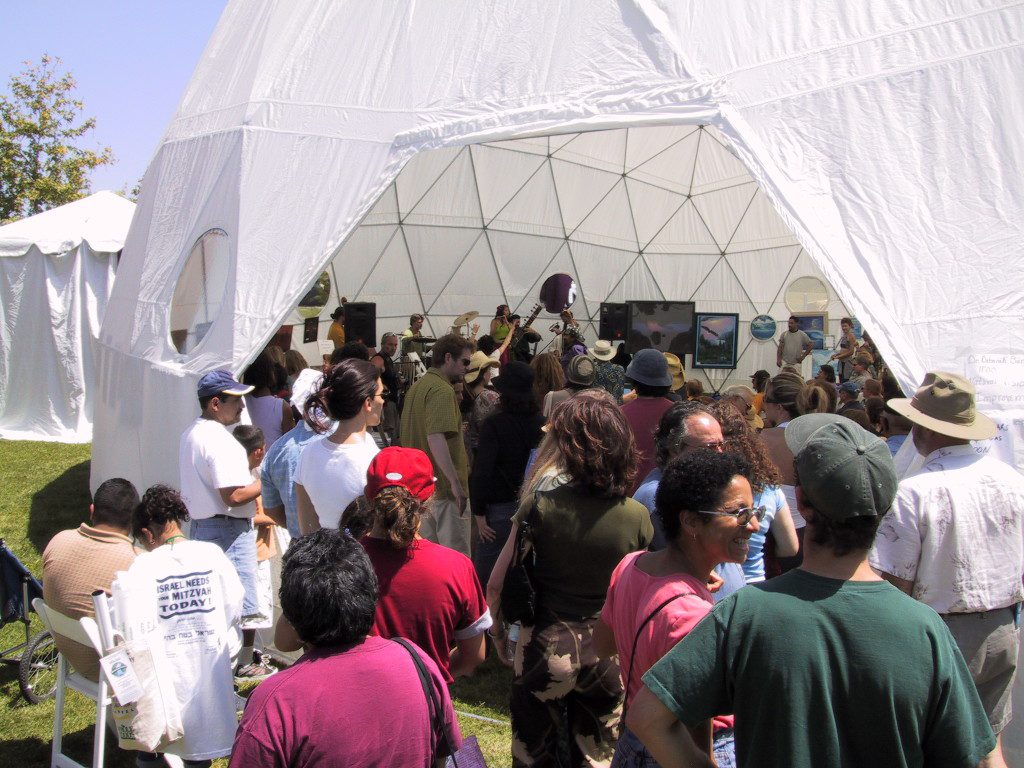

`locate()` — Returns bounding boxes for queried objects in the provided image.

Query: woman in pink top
[594,449,762,768]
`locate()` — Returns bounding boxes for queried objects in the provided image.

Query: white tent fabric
[92,0,1024,491]
[0,191,134,442]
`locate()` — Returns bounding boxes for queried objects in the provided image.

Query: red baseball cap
[365,447,436,502]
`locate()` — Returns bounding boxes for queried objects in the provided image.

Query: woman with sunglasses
[594,450,760,768]
[294,358,383,534]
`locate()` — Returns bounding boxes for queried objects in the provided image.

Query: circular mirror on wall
[297,271,332,319]
[169,228,231,355]
[784,276,829,313]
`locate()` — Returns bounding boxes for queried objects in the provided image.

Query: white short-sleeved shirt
[295,431,380,530]
[870,444,1024,614]
[113,539,243,761]
[179,418,254,520]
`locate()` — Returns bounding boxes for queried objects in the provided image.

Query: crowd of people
[37,308,1024,768]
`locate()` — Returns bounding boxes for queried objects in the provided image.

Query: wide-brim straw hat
[589,340,616,361]
[463,350,499,384]
[887,371,996,441]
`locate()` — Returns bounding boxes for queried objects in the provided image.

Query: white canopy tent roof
[0,191,134,441]
[92,0,1024,496]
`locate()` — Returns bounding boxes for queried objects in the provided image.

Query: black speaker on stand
[598,302,630,342]
[344,302,377,346]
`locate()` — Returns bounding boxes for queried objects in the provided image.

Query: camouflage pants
[511,613,623,767]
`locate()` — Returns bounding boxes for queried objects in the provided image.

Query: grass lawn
[0,439,513,767]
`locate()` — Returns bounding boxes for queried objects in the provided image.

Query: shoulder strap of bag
[393,638,459,767]
[621,593,688,731]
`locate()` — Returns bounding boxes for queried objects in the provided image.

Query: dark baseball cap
[784,413,897,520]
[196,369,254,399]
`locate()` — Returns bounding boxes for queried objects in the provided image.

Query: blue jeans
[190,516,259,618]
[472,500,517,591]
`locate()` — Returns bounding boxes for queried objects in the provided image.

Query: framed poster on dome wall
[793,312,828,350]
[693,313,739,370]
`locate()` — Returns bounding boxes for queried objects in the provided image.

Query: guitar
[511,304,542,346]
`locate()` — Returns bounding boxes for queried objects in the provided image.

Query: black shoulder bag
[393,638,487,768]
[619,594,686,736]
[500,493,539,625]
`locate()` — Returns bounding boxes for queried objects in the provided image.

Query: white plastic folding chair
[31,597,112,768]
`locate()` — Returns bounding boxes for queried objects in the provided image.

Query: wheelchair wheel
[19,630,59,704]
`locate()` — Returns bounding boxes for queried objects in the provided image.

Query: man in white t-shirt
[179,369,264,675]
[776,315,813,369]
[871,372,1023,762]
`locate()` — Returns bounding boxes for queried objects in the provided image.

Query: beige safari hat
[887,371,996,441]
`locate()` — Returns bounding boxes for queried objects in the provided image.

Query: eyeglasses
[697,506,767,525]
[679,438,726,452]
[460,358,472,366]
[371,387,389,400]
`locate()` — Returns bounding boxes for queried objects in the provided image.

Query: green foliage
[0,55,115,223]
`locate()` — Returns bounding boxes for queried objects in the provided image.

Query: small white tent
[0,191,134,442]
[91,0,1024,492]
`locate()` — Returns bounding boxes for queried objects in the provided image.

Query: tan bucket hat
[663,353,685,391]
[887,371,996,440]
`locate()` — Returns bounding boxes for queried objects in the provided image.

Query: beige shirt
[42,523,136,681]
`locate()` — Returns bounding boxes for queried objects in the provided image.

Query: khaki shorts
[942,606,1020,733]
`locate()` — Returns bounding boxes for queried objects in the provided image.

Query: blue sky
[3,2,228,194]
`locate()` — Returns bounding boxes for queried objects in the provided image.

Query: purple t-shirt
[620,397,673,493]
[229,635,461,767]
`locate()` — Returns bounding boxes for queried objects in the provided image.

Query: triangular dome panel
[598,258,663,317]
[625,178,688,250]
[552,129,626,174]
[359,231,421,313]
[470,144,548,223]
[428,236,506,317]
[691,182,758,251]
[571,241,640,309]
[336,224,402,296]
[644,252,724,301]
[395,146,462,216]
[550,158,621,235]
[488,164,564,238]
[571,180,638,250]
[625,125,700,171]
[361,183,399,226]
[726,189,800,253]
[403,225,484,297]
[403,149,482,228]
[726,245,804,309]
[691,128,753,196]
[690,258,751,316]
[645,198,720,254]
[630,128,701,196]
[489,231,563,299]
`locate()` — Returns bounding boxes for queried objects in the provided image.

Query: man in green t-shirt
[400,333,474,556]
[629,413,998,768]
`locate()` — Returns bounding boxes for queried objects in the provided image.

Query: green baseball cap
[784,414,897,520]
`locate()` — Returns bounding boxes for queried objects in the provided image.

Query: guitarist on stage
[508,310,542,364]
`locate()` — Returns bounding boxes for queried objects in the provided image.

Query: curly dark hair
[280,529,378,647]
[132,484,190,539]
[656,450,752,542]
[373,486,428,550]
[547,395,636,497]
[709,404,781,493]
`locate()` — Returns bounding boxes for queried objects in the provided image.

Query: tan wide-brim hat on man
[663,353,685,392]
[589,340,616,361]
[888,371,997,441]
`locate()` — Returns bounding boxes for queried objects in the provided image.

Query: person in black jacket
[469,362,545,589]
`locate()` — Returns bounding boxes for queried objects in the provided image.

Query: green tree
[0,54,114,223]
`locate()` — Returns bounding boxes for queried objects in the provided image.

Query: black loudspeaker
[599,302,630,341]
[344,302,377,345]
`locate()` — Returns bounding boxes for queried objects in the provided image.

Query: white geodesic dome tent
[92,0,1024,498]
[0,191,134,441]
[289,124,854,372]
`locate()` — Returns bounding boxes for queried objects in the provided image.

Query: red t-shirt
[362,536,491,682]
[620,397,673,492]
[229,636,461,767]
